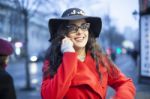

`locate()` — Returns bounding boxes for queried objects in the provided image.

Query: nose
[76,28,83,35]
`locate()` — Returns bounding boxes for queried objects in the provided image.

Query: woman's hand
[61,37,75,53]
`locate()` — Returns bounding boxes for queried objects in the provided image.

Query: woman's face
[5,56,9,64]
[67,19,90,50]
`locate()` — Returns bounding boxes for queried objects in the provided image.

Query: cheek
[67,34,75,40]
[86,32,89,37]
[67,33,73,38]
[85,32,89,40]
[5,57,9,64]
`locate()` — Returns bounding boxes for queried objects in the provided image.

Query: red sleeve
[41,52,78,99]
[108,61,136,99]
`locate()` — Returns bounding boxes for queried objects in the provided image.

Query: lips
[75,37,84,42]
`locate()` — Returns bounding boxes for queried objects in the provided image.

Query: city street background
[7,53,150,99]
[1,0,150,99]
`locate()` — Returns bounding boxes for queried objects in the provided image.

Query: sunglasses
[66,23,90,34]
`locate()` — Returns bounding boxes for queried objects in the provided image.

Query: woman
[41,8,136,99]
[0,38,16,99]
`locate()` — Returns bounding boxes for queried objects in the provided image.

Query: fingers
[61,37,75,53]
[62,36,71,42]
[62,37,73,46]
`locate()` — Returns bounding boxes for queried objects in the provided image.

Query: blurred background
[0,0,150,99]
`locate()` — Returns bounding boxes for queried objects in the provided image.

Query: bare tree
[5,0,54,90]
[14,0,42,90]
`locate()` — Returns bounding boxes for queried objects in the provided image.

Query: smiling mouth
[75,37,85,42]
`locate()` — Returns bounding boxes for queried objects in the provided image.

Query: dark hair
[0,55,8,68]
[44,20,119,80]
[45,21,68,77]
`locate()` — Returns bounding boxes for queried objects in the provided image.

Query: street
[6,54,150,99]
[7,60,42,99]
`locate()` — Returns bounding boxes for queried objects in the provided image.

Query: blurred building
[28,13,49,57]
[139,0,150,84]
[0,1,49,60]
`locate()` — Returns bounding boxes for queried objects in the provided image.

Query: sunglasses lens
[80,23,90,30]
[66,25,77,33]
[66,23,90,33]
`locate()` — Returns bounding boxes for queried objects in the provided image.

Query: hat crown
[0,39,13,55]
[61,8,85,17]
[49,8,102,41]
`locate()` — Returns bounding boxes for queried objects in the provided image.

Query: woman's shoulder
[0,70,13,83]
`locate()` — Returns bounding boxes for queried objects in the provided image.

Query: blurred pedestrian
[131,49,139,66]
[0,38,16,99]
[127,49,139,66]
[41,8,136,99]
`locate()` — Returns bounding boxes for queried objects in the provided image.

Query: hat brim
[48,15,102,41]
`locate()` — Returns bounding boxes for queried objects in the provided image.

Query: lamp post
[22,9,33,90]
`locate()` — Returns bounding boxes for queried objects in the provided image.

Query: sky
[35,0,139,33]
[108,0,139,32]
[65,0,139,32]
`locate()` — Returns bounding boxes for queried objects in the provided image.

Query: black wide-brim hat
[49,8,102,41]
[0,38,13,56]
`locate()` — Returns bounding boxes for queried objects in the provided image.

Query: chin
[74,44,86,49]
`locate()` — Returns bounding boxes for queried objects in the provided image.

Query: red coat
[41,52,136,99]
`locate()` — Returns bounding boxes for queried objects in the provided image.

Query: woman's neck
[75,47,86,61]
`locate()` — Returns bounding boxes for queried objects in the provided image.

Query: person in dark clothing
[0,38,16,99]
[127,49,139,66]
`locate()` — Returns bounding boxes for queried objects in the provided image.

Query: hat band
[62,10,85,17]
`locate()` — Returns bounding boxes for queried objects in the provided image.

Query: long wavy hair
[44,20,119,80]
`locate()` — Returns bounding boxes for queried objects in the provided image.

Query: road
[7,60,42,99]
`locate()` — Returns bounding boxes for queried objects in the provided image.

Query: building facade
[0,1,49,60]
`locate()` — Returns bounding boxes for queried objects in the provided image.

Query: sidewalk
[16,87,41,99]
[136,91,150,99]
[115,54,150,99]
[135,83,150,99]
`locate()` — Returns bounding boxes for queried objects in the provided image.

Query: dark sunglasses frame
[66,23,90,33]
